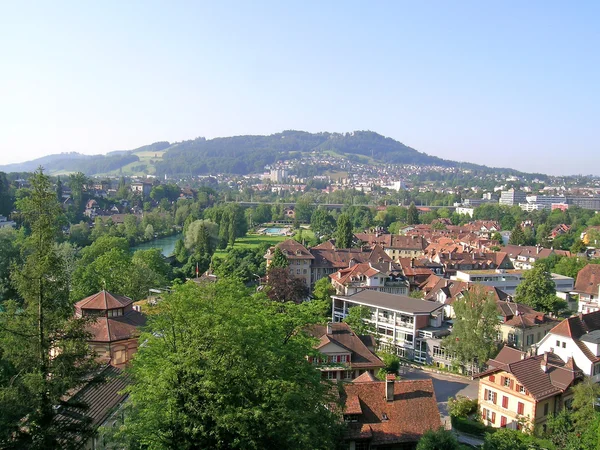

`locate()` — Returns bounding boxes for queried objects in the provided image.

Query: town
[2,163,600,449]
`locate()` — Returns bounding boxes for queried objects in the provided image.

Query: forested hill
[0,131,497,176]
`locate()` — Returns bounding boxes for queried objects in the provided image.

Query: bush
[448,395,478,418]
[451,416,496,437]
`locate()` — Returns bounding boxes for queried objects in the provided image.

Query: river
[132,233,183,256]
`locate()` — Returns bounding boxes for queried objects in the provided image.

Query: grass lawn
[213,234,288,257]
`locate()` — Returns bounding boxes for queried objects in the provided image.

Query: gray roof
[580,329,600,344]
[333,289,443,314]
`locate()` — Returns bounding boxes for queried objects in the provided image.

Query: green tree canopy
[114,280,343,449]
[407,202,420,225]
[335,213,353,248]
[416,427,461,450]
[343,305,375,336]
[269,246,289,269]
[515,265,565,314]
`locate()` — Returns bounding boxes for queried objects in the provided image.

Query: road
[398,366,478,422]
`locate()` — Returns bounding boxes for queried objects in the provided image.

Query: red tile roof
[341,379,440,445]
[75,290,133,311]
[574,264,600,296]
[87,311,146,343]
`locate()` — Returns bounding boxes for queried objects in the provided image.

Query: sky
[0,1,598,175]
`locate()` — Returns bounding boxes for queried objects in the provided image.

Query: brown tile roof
[486,345,526,369]
[54,365,129,444]
[75,291,133,311]
[497,302,555,328]
[87,310,146,343]
[481,347,582,400]
[549,311,600,339]
[341,379,440,445]
[574,264,600,296]
[353,371,379,383]
[307,322,384,370]
[267,239,313,260]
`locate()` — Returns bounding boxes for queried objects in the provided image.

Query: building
[264,239,313,286]
[340,374,441,449]
[499,189,527,206]
[477,346,582,431]
[270,168,289,183]
[306,322,384,381]
[536,311,600,381]
[332,290,444,360]
[496,301,557,351]
[353,233,428,259]
[330,262,409,296]
[130,181,152,198]
[74,290,146,367]
[566,196,600,211]
[452,269,575,295]
[503,245,571,270]
[573,264,600,313]
[54,365,129,450]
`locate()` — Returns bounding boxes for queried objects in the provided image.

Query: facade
[340,374,441,450]
[307,322,384,381]
[353,233,428,259]
[566,196,600,211]
[332,290,444,360]
[499,189,527,206]
[452,269,574,295]
[503,245,571,270]
[130,181,152,198]
[496,301,557,351]
[573,264,600,313]
[536,311,600,382]
[477,346,582,432]
[264,239,313,286]
[330,262,409,296]
[74,290,146,367]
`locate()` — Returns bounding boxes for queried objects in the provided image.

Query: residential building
[573,264,600,313]
[536,311,600,382]
[477,346,582,431]
[330,262,409,296]
[340,374,441,449]
[307,322,384,381]
[452,269,575,295]
[74,290,146,367]
[496,301,557,351]
[54,365,129,450]
[503,245,571,270]
[430,251,514,277]
[332,290,444,360]
[499,189,527,206]
[264,239,313,286]
[130,181,152,198]
[354,233,428,259]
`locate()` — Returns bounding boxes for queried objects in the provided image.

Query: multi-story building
[306,322,384,381]
[536,311,600,382]
[499,189,526,206]
[503,245,571,270]
[477,346,582,432]
[354,233,428,259]
[573,264,600,313]
[332,290,444,360]
[329,262,409,296]
[566,196,600,211]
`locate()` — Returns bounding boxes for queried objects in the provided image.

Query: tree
[482,429,544,450]
[265,267,309,304]
[0,227,22,302]
[310,208,336,239]
[491,231,504,244]
[443,285,500,370]
[184,220,218,256]
[114,280,343,449]
[571,240,587,254]
[335,213,353,248]
[407,202,420,225]
[515,265,565,314]
[0,168,95,448]
[294,197,315,223]
[509,224,526,245]
[343,305,375,336]
[312,277,334,303]
[447,395,478,418]
[144,224,155,240]
[270,246,289,269]
[552,256,588,279]
[571,377,600,428]
[416,428,461,450]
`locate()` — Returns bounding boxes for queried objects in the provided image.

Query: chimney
[326,323,332,335]
[386,374,395,402]
[541,352,548,373]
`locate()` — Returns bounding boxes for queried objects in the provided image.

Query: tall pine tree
[335,213,353,248]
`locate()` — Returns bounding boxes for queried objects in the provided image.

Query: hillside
[0,131,501,176]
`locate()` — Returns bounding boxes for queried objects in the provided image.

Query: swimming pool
[264,227,288,235]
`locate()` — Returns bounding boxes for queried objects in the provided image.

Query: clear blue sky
[1,1,598,175]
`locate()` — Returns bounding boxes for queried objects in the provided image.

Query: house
[306,322,384,381]
[396,258,434,291]
[536,311,600,382]
[429,251,514,277]
[332,290,444,360]
[264,239,313,286]
[477,346,582,432]
[573,264,600,313]
[496,301,557,351]
[503,245,571,270]
[74,290,146,367]
[550,224,571,240]
[354,233,428,259]
[329,262,409,296]
[340,374,441,449]
[130,181,152,198]
[54,365,129,450]
[84,199,100,219]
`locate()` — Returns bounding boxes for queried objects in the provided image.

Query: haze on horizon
[1,1,598,176]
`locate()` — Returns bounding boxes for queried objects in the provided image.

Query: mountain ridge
[0,130,518,177]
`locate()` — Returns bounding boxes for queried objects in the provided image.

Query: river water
[131,233,183,256]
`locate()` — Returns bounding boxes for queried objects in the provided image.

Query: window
[517,402,524,415]
[485,389,497,404]
[526,334,534,346]
[326,371,337,380]
[355,442,369,450]
[501,416,507,427]
[340,355,348,363]
[544,403,549,416]
[562,342,566,348]
[502,396,509,409]
[518,384,526,394]
[504,377,511,387]
[556,340,560,347]
[594,364,600,375]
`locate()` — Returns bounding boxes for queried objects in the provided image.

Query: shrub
[448,395,478,418]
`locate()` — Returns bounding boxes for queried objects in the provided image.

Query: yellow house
[476,346,582,432]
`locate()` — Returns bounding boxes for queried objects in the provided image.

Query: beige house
[264,239,313,286]
[74,290,146,367]
[477,346,582,432]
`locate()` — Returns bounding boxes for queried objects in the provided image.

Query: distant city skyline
[1,1,598,175]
